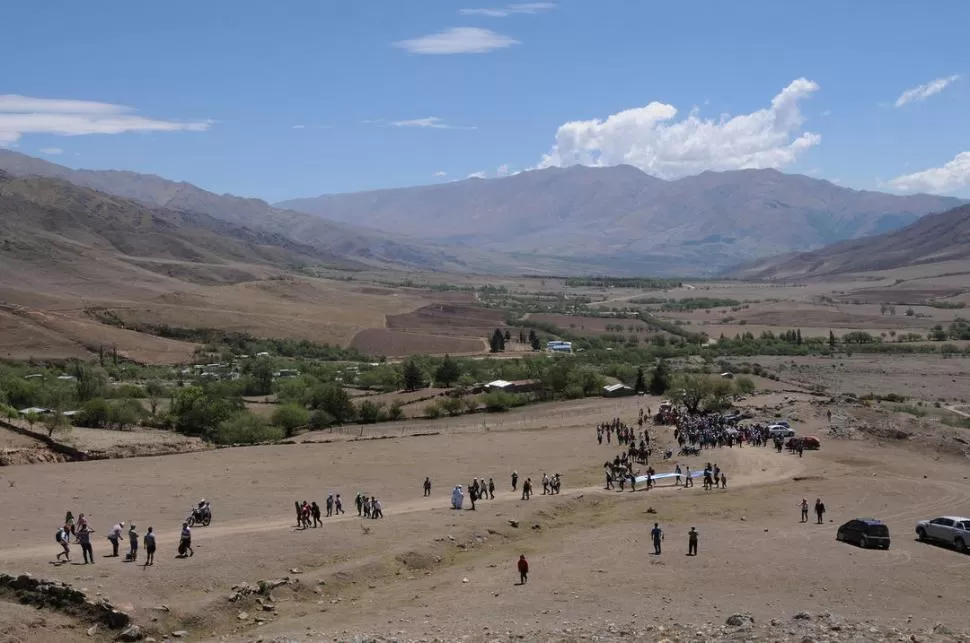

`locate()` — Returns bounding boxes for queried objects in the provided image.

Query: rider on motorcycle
[191,499,211,523]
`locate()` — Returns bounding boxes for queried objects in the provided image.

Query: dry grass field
[3,388,970,642]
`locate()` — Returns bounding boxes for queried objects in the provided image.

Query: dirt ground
[3,390,970,642]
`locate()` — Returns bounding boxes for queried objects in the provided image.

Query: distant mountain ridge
[2,149,964,276]
[725,203,970,280]
[279,165,964,275]
[0,149,473,273]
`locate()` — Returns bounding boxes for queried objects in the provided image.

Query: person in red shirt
[517,554,529,585]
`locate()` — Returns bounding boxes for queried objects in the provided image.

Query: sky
[2,1,969,201]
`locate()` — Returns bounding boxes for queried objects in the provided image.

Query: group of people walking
[55,512,162,566]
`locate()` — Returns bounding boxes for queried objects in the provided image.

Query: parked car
[915,516,970,552]
[836,518,891,549]
[785,436,821,450]
[768,424,795,438]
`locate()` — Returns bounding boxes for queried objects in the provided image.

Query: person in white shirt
[107,522,124,557]
[179,523,193,557]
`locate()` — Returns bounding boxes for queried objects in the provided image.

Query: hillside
[0,171,357,273]
[725,204,970,280]
[279,165,964,275]
[0,150,474,273]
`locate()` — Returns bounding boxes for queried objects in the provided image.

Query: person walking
[355,493,364,517]
[326,494,334,518]
[335,494,344,515]
[517,554,529,585]
[650,523,663,555]
[144,527,156,566]
[107,521,124,557]
[311,502,322,528]
[127,524,139,562]
[423,477,432,497]
[800,498,809,523]
[179,522,194,558]
[814,498,826,525]
[55,524,71,562]
[488,478,495,500]
[511,471,518,492]
[687,527,699,556]
[77,523,94,564]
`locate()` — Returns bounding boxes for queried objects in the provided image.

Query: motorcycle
[185,504,212,528]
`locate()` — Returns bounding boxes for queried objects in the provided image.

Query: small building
[18,407,50,416]
[485,379,538,393]
[602,383,635,398]
[56,375,77,382]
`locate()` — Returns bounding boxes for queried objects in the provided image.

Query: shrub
[424,402,443,419]
[387,401,405,421]
[212,412,283,445]
[357,400,385,424]
[439,396,465,417]
[481,390,527,412]
[309,409,336,430]
[272,403,311,437]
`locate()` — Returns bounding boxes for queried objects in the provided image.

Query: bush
[212,412,284,445]
[309,409,336,430]
[357,399,385,424]
[481,390,527,412]
[272,403,310,437]
[424,402,443,419]
[439,396,465,417]
[387,401,405,421]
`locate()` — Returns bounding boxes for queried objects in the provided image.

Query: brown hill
[0,150,477,273]
[725,204,970,280]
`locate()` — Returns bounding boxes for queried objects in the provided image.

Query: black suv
[836,518,891,549]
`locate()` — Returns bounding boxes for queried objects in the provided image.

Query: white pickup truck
[915,516,970,553]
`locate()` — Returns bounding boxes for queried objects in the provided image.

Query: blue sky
[2,1,969,200]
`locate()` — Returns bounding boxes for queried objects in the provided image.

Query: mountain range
[278,165,964,275]
[0,149,474,274]
[726,203,970,280]
[1,149,965,276]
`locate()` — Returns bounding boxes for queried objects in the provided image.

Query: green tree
[648,359,671,396]
[272,403,310,437]
[672,374,714,414]
[828,330,837,349]
[402,359,426,391]
[171,386,243,438]
[306,384,356,424]
[77,398,111,428]
[75,366,106,403]
[734,376,756,396]
[357,399,384,424]
[145,380,166,417]
[434,355,461,388]
[489,328,506,353]
[634,366,647,394]
[244,358,275,396]
[213,412,282,445]
[107,398,145,430]
[530,333,541,351]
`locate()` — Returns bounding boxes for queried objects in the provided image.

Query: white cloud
[389,117,476,130]
[0,94,211,145]
[495,163,511,177]
[433,170,448,177]
[292,124,306,129]
[394,27,519,54]
[39,147,63,155]
[894,75,959,107]
[536,78,821,179]
[460,2,556,17]
[467,170,487,179]
[888,151,970,193]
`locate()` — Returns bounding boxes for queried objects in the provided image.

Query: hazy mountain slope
[0,150,470,272]
[279,166,963,273]
[725,204,970,280]
[0,171,357,274]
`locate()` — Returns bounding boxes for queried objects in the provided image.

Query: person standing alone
[107,521,124,557]
[650,523,663,555]
[423,477,432,497]
[687,527,699,556]
[800,498,809,523]
[517,554,529,585]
